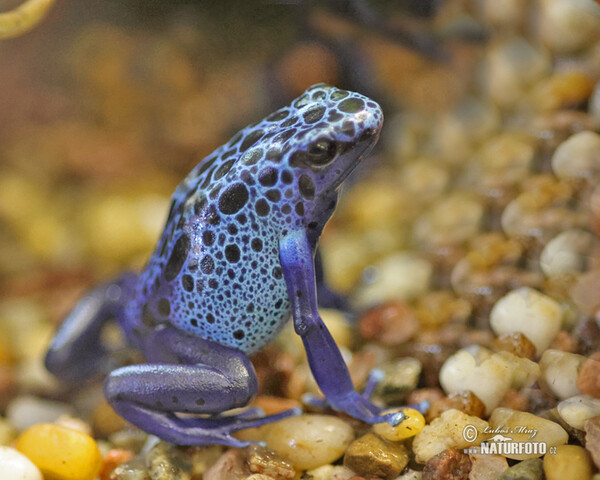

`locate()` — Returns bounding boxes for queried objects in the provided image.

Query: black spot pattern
[132,83,383,355]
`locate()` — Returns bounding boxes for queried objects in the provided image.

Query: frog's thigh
[45,273,137,383]
[104,326,257,415]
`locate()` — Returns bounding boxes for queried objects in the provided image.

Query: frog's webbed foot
[302,367,429,425]
[104,326,301,446]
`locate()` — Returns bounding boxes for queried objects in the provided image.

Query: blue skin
[45,84,407,447]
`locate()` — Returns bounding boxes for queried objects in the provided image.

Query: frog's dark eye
[307,139,336,166]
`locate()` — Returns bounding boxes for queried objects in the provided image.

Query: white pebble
[439,347,512,415]
[0,446,43,480]
[551,131,600,182]
[540,0,600,53]
[264,414,354,470]
[413,409,489,463]
[540,229,597,277]
[305,465,356,480]
[6,396,74,432]
[355,252,432,308]
[489,287,563,354]
[539,350,586,400]
[557,395,600,430]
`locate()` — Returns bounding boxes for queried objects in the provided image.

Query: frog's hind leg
[104,325,300,446]
[45,273,138,383]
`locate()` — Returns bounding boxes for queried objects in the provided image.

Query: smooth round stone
[540,229,597,277]
[373,408,425,441]
[552,131,600,182]
[543,445,593,480]
[577,352,600,398]
[497,458,543,480]
[0,446,43,480]
[304,465,355,480]
[6,396,74,432]
[355,252,432,307]
[440,347,518,414]
[540,0,600,53]
[16,423,103,480]
[372,357,422,406]
[399,159,449,203]
[484,37,551,108]
[264,414,354,470]
[413,409,490,463]
[539,349,586,399]
[490,287,563,354]
[557,395,600,430]
[412,193,484,247]
[488,408,568,460]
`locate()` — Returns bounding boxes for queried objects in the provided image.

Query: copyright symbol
[462,424,478,443]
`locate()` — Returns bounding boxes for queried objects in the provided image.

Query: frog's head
[240,83,383,232]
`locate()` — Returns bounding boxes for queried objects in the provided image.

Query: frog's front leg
[104,325,300,447]
[279,230,403,427]
[45,273,137,383]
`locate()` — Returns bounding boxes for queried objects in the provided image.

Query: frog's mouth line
[330,129,380,190]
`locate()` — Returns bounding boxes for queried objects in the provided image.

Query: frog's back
[125,84,383,354]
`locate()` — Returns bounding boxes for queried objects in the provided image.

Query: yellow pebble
[373,408,425,441]
[16,423,102,480]
[543,445,593,480]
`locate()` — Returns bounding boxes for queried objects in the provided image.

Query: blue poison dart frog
[45,83,410,446]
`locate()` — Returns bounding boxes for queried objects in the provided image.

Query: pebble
[492,332,537,359]
[203,449,248,480]
[355,252,432,307]
[0,415,16,445]
[372,357,422,406]
[488,408,568,459]
[484,37,551,108]
[109,456,150,480]
[551,131,600,182]
[468,453,509,480]
[399,159,449,204]
[246,444,295,479]
[590,81,600,123]
[0,446,43,480]
[439,347,513,414]
[146,441,192,480]
[264,414,354,470]
[540,229,597,277]
[304,465,355,480]
[489,287,563,354]
[359,301,419,346]
[413,409,489,463]
[584,415,600,469]
[414,290,472,329]
[578,353,600,398]
[540,0,600,53]
[496,458,543,480]
[543,445,593,480]
[426,391,486,423]
[557,395,600,430]
[540,349,586,399]
[6,395,74,431]
[343,433,409,480]
[531,71,595,113]
[412,193,484,248]
[422,448,471,480]
[373,407,425,441]
[16,423,103,480]
[100,449,135,480]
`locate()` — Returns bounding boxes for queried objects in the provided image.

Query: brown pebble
[521,387,557,413]
[344,433,409,480]
[252,397,301,416]
[422,448,471,480]
[426,391,486,423]
[101,449,134,480]
[573,315,600,356]
[577,352,600,398]
[359,301,419,346]
[548,330,578,353]
[492,332,537,359]
[584,415,600,469]
[499,389,529,411]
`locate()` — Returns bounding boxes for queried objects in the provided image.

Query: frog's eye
[307,139,336,166]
